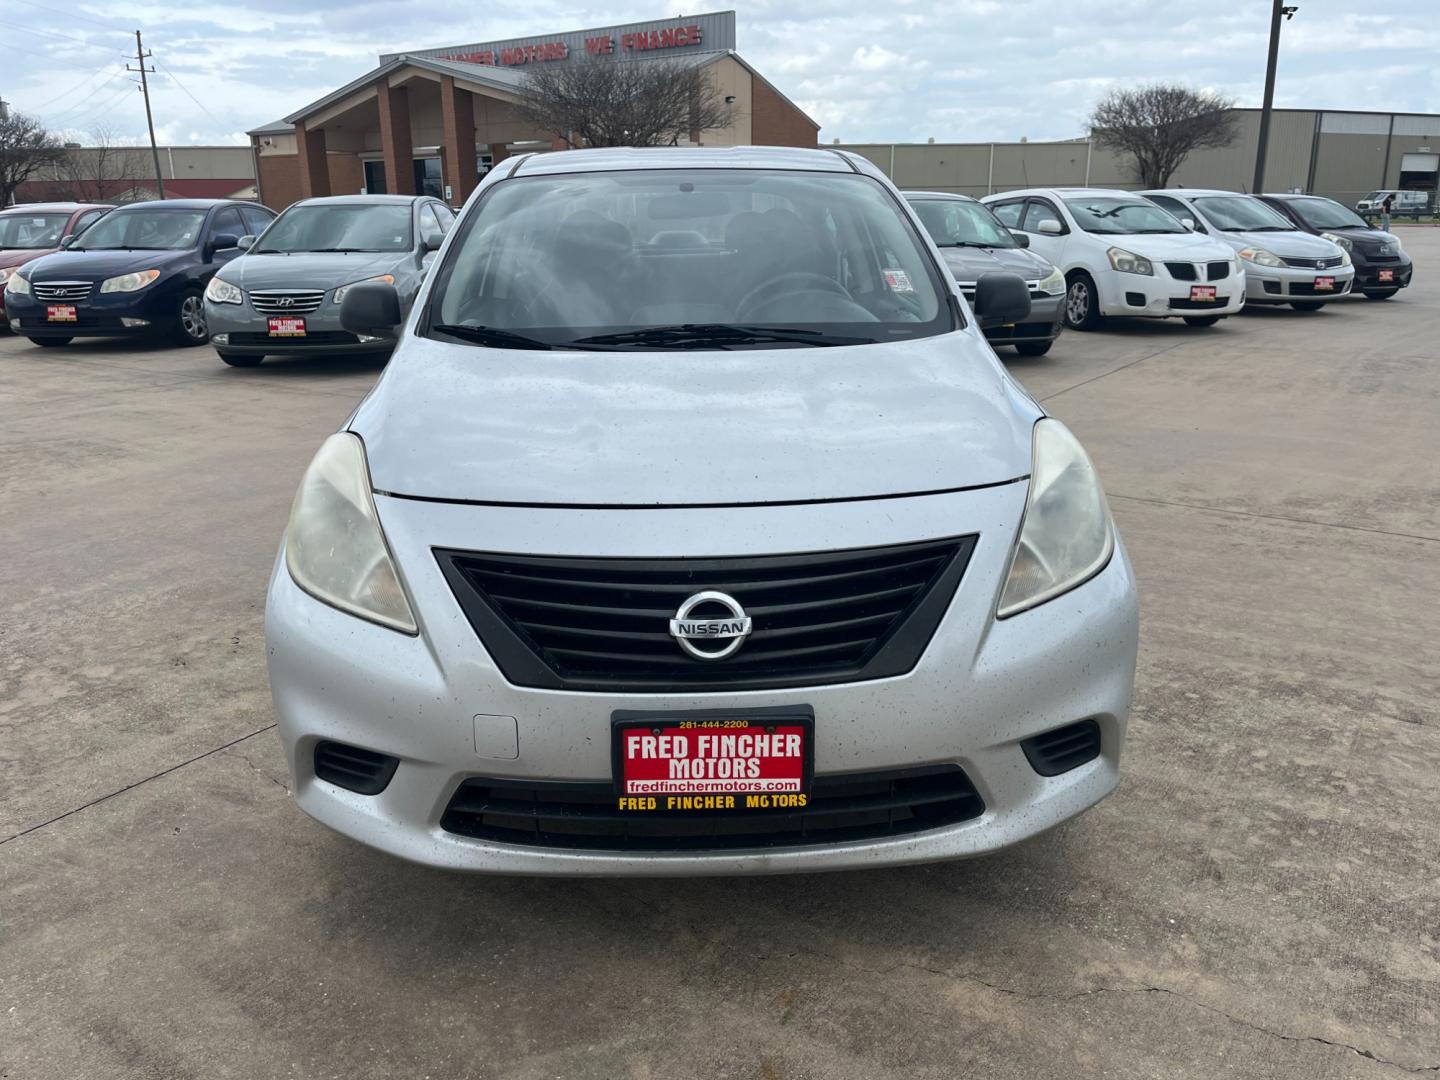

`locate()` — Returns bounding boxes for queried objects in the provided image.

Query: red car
[0,203,114,326]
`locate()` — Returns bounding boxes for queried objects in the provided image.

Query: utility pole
[1252,2,1297,194]
[127,30,166,198]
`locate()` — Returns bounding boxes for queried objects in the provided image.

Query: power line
[127,29,166,198]
[0,17,128,50]
[48,80,137,132]
[151,57,231,132]
[19,60,124,112]
[33,68,130,118]
[11,0,133,33]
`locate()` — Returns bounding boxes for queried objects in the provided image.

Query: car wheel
[29,336,73,347]
[217,350,263,367]
[1363,289,1399,300]
[1063,273,1101,330]
[170,288,210,346]
[1014,341,1053,357]
[1183,315,1222,327]
[1289,301,1325,312]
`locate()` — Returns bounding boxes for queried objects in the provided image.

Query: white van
[1355,190,1429,219]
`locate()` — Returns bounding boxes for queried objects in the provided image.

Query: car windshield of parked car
[1064,198,1187,235]
[425,169,952,350]
[909,198,1016,249]
[0,212,72,249]
[73,208,206,251]
[254,203,412,254]
[1289,198,1371,230]
[1193,196,1296,232]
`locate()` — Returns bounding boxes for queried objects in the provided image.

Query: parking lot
[2,229,1437,1079]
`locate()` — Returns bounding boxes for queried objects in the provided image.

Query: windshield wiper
[938,240,1005,249]
[573,324,873,349]
[252,248,289,254]
[311,247,383,253]
[430,323,557,350]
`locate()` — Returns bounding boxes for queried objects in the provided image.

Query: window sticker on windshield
[883,268,914,292]
[32,218,47,225]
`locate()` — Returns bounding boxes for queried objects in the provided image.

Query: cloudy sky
[2,0,1437,146]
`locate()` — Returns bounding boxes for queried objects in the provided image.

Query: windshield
[908,198,1016,248]
[1290,198,1370,230]
[255,203,412,253]
[1193,196,1296,232]
[0,212,71,249]
[74,208,206,250]
[1064,198,1187,235]
[425,169,953,350]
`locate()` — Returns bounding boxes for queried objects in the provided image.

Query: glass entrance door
[363,160,387,195]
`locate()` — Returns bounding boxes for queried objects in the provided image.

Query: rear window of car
[424,168,955,350]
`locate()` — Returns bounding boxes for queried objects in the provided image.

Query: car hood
[1209,229,1342,257]
[21,247,192,282]
[220,251,404,290]
[352,331,1041,506]
[1108,231,1234,260]
[0,247,56,270]
[937,245,1054,283]
[1331,227,1400,252]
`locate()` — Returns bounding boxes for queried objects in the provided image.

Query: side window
[990,201,1023,228]
[1146,194,1195,227]
[211,207,246,243]
[431,202,456,231]
[240,206,272,237]
[1020,199,1064,233]
[72,209,107,235]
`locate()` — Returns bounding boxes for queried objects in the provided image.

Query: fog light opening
[120,317,150,328]
[211,332,229,344]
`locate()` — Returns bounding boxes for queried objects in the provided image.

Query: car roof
[509,145,860,176]
[0,202,113,214]
[1260,193,1332,201]
[107,198,252,210]
[1142,188,1250,199]
[986,187,1145,200]
[293,194,431,207]
[901,190,980,203]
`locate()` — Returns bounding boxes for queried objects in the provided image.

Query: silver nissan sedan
[264,146,1139,876]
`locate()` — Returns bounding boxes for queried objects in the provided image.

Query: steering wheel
[736,272,851,322]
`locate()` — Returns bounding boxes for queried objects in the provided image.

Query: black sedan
[1256,194,1413,301]
[4,198,276,347]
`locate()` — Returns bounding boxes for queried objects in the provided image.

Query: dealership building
[248,11,818,210]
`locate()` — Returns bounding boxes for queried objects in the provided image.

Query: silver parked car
[203,195,454,366]
[265,146,1139,876]
[1141,189,1354,311]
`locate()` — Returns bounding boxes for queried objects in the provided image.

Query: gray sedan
[203,195,454,366]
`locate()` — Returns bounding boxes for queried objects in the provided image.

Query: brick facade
[750,75,819,148]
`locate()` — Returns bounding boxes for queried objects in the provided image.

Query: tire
[169,288,210,346]
[1063,273,1101,330]
[1013,341,1053,357]
[29,336,73,347]
[1183,315,1222,327]
[1289,301,1325,312]
[217,350,263,367]
[1363,289,1399,300]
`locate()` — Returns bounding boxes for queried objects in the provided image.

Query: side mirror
[237,234,257,252]
[60,234,76,248]
[1181,217,1197,231]
[972,271,1031,328]
[1036,219,1063,235]
[340,282,402,335]
[210,233,240,254]
[422,232,443,253]
[1009,230,1030,248]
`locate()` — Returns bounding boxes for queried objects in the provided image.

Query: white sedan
[983,187,1245,329]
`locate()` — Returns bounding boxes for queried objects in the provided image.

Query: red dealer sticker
[1378,269,1395,282]
[1189,285,1217,303]
[612,711,813,812]
[47,304,77,322]
[1314,276,1335,291]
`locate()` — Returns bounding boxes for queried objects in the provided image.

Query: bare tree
[1089,84,1240,189]
[518,60,732,148]
[0,110,65,207]
[61,125,147,202]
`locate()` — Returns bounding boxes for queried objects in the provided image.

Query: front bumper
[1352,252,1413,291]
[981,292,1065,346]
[206,300,394,356]
[1095,267,1247,319]
[265,486,1140,875]
[5,284,175,338]
[1244,262,1355,303]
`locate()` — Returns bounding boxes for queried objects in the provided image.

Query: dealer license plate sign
[1378,269,1395,282]
[612,711,813,813]
[1189,285,1217,303]
[1314,276,1335,291]
[267,316,306,337]
[47,305,77,322]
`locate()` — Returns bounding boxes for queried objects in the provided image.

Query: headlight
[1390,234,1403,251]
[997,419,1115,619]
[0,267,14,285]
[1321,232,1353,253]
[1106,247,1153,275]
[1238,247,1284,268]
[1037,266,1065,295]
[1339,249,1352,267]
[100,269,161,293]
[333,274,395,305]
[205,276,243,305]
[5,269,31,295]
[285,432,417,634]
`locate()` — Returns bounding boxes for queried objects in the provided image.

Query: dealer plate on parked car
[1315,276,1335,290]
[268,316,306,337]
[1189,285,1217,302]
[47,305,77,322]
[612,712,813,812]
[1378,269,1395,282]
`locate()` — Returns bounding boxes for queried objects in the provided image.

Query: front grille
[33,281,93,302]
[1021,719,1102,776]
[436,538,976,693]
[1206,261,1230,281]
[441,765,985,851]
[1289,280,1349,296]
[960,282,1045,300]
[249,289,326,315]
[227,330,361,346]
[1165,262,1197,281]
[1365,253,1401,264]
[1168,296,1228,310]
[313,741,399,795]
[18,316,126,331]
[1282,256,1345,270]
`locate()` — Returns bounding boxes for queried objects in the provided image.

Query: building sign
[444,41,569,66]
[587,25,703,55]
